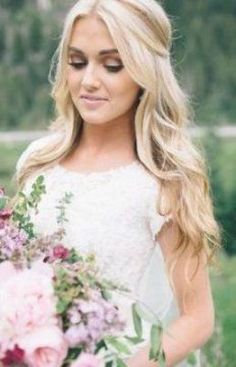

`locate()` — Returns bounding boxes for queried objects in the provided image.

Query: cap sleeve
[148,189,173,242]
[16,133,61,178]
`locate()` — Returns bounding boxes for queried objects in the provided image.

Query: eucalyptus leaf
[158,350,166,367]
[124,335,144,345]
[149,324,162,360]
[133,302,161,326]
[132,303,143,339]
[105,337,131,355]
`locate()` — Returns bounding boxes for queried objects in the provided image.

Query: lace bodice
[16,135,201,366]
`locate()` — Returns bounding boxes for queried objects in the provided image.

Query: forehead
[69,15,116,52]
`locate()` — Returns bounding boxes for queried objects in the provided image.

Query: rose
[19,326,68,367]
[71,352,104,367]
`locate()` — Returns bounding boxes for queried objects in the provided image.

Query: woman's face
[66,15,141,126]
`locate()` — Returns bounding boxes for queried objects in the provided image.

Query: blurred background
[0,1,235,366]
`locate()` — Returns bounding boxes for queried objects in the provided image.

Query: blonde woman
[16,0,220,366]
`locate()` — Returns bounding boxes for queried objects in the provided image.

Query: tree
[1,0,26,11]
[0,25,6,61]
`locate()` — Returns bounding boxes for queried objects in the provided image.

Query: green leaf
[66,249,80,263]
[132,303,143,339]
[56,299,69,314]
[105,337,131,355]
[116,358,128,367]
[0,197,7,210]
[158,350,166,367]
[134,303,162,326]
[101,289,112,300]
[149,324,162,361]
[36,175,44,185]
[187,353,197,366]
[124,336,144,345]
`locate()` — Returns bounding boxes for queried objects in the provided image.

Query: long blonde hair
[17,0,221,284]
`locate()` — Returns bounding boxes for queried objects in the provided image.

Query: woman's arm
[127,220,215,367]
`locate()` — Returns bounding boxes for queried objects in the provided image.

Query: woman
[16,0,221,366]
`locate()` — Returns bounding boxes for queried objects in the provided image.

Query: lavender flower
[0,221,27,258]
[65,289,126,352]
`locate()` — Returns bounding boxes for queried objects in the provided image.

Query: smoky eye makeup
[67,54,124,73]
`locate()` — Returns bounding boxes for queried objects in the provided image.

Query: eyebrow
[68,46,119,56]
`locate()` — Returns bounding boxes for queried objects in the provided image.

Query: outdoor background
[0,1,235,366]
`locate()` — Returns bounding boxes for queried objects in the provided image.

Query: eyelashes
[68,62,124,73]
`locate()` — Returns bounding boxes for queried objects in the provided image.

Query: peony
[1,344,25,365]
[19,325,68,367]
[71,352,104,367]
[0,260,57,355]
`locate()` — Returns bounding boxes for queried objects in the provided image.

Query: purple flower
[0,222,27,258]
[65,324,90,347]
[68,307,82,324]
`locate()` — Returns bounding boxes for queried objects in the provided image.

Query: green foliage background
[0,0,235,129]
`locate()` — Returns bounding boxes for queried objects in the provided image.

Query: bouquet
[0,177,166,367]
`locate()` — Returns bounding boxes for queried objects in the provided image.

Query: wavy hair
[16,0,221,286]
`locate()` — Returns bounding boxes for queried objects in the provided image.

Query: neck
[77,116,137,159]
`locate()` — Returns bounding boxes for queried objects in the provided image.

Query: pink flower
[0,208,12,220]
[0,261,17,284]
[1,344,25,365]
[19,325,68,367]
[71,352,104,367]
[0,261,57,354]
[53,244,69,260]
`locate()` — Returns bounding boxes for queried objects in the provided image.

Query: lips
[80,96,108,109]
[80,95,108,101]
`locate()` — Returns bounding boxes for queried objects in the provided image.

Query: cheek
[67,70,81,94]
[113,77,140,104]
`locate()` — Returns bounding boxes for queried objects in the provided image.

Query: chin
[82,117,112,125]
[80,112,117,126]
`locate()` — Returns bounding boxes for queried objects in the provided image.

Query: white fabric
[16,135,201,366]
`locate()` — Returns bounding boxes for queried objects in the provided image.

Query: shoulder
[16,132,62,175]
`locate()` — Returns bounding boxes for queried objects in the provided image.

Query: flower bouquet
[0,177,165,367]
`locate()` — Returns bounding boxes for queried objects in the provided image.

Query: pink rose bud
[1,344,25,365]
[0,208,12,220]
[53,244,69,259]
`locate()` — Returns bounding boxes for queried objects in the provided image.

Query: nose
[80,64,100,90]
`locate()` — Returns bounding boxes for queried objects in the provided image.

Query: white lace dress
[16,135,201,367]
